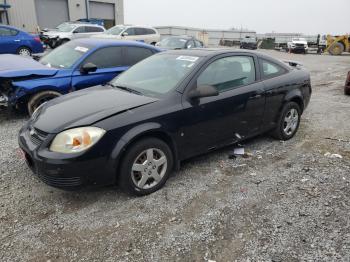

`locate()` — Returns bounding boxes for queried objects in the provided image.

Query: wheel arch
[15,86,64,109]
[16,45,32,53]
[283,90,304,113]
[110,123,179,179]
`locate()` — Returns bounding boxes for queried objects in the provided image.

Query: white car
[41,22,105,48]
[287,38,309,54]
[92,25,160,45]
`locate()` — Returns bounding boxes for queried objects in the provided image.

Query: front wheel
[27,91,61,116]
[271,102,301,140]
[119,138,173,196]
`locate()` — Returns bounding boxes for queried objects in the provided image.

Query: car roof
[71,22,103,27]
[0,24,22,31]
[160,48,262,57]
[158,48,288,67]
[71,38,161,50]
[113,24,157,29]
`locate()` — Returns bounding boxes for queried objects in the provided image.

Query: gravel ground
[1,50,350,261]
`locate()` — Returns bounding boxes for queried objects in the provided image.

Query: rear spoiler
[283,60,303,68]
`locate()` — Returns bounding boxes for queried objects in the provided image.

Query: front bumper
[18,122,116,189]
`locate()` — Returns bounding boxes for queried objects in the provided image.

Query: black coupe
[19,49,311,195]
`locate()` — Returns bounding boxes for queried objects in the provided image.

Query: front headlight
[50,127,106,154]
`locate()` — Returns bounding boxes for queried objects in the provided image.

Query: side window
[125,28,136,36]
[0,27,17,36]
[135,28,147,35]
[145,28,156,35]
[197,56,256,92]
[73,26,86,34]
[82,47,123,69]
[87,26,103,33]
[186,40,195,49]
[125,47,154,66]
[260,59,287,79]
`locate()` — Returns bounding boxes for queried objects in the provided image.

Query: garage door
[35,0,69,29]
[89,1,115,29]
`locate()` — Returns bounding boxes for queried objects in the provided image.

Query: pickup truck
[287,38,308,54]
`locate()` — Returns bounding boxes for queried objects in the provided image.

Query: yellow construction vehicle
[326,34,350,55]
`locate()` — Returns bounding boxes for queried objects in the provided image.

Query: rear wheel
[17,47,32,56]
[27,91,61,116]
[119,138,173,196]
[271,102,301,140]
[328,42,344,55]
[345,86,350,96]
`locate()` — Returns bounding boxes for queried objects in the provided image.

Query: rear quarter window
[260,58,287,79]
[124,47,154,66]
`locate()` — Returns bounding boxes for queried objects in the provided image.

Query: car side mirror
[188,85,219,100]
[121,32,128,37]
[80,63,97,74]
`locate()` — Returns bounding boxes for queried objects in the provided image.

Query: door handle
[249,92,263,100]
[14,40,21,42]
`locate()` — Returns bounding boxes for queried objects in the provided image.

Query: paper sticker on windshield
[75,46,89,53]
[176,56,199,62]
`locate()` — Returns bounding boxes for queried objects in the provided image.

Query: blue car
[0,25,44,56]
[0,38,160,114]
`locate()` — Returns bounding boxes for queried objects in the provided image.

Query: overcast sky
[124,0,349,35]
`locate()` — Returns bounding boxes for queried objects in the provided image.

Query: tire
[345,87,350,96]
[59,39,69,46]
[27,91,61,116]
[328,42,344,55]
[17,46,32,56]
[119,137,174,196]
[271,102,301,141]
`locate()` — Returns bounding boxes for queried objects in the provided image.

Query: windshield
[242,38,256,43]
[106,26,125,35]
[158,37,187,49]
[111,54,202,97]
[40,42,91,69]
[56,23,77,32]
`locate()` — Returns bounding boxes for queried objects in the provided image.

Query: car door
[122,27,138,41]
[0,27,20,54]
[71,46,128,90]
[85,26,105,37]
[180,54,265,156]
[71,26,88,39]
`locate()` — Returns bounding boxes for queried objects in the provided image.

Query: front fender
[109,122,178,172]
[11,77,71,103]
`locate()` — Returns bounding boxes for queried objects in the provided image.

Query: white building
[0,0,124,32]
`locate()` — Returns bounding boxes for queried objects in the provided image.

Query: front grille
[296,44,305,47]
[29,127,48,146]
[37,173,82,188]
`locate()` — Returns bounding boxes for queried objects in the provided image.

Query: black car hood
[33,86,158,133]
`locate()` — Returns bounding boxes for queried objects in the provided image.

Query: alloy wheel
[283,108,299,136]
[131,148,167,190]
[18,48,31,56]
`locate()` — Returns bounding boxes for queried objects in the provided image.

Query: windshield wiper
[107,83,143,95]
